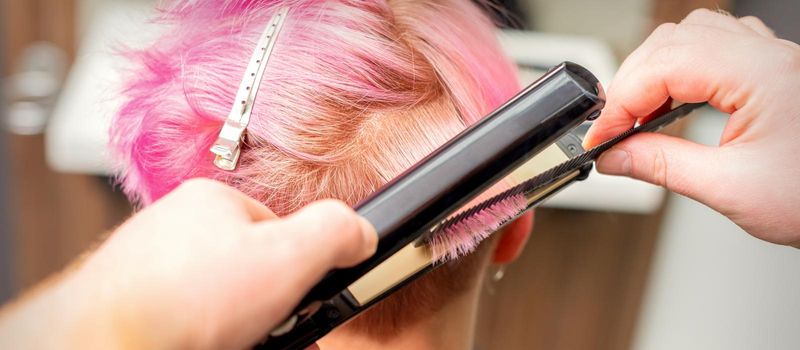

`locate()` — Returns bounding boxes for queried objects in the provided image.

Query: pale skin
[0,177,532,350]
[585,9,800,247]
[0,179,382,349]
[1,9,799,350]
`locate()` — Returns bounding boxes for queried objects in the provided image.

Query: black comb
[422,102,708,244]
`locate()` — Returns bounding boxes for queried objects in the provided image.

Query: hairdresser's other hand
[0,179,376,350]
[584,9,800,246]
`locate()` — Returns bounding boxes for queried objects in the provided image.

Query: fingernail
[357,217,378,257]
[597,149,631,175]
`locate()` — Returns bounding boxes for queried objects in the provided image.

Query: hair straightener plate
[256,62,605,349]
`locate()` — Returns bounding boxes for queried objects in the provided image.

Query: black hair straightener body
[257,62,605,349]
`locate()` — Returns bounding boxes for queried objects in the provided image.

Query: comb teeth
[428,193,527,262]
[425,102,707,262]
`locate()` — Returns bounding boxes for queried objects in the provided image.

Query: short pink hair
[111,0,518,210]
[110,0,519,337]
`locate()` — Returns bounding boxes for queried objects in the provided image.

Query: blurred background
[1,0,799,349]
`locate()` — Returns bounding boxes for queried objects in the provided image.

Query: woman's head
[111,0,521,340]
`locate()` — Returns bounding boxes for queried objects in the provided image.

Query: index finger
[584,23,750,147]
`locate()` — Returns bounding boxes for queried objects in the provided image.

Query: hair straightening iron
[255,62,706,349]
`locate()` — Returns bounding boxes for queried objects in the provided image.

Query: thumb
[249,200,378,315]
[272,200,378,271]
[595,133,727,206]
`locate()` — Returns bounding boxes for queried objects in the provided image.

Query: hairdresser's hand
[584,9,800,246]
[0,179,376,350]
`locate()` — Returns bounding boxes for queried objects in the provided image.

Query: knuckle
[685,8,716,22]
[652,22,677,41]
[775,42,800,71]
[652,148,670,189]
[739,16,762,25]
[777,38,800,52]
[174,178,236,204]
[740,16,776,35]
[640,23,677,53]
[683,8,734,29]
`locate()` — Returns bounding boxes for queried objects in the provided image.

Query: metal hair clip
[210,7,289,171]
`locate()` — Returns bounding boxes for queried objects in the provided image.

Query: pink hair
[111,0,519,237]
[110,0,521,338]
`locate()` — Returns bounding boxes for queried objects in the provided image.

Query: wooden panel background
[474,207,665,350]
[1,0,132,296]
